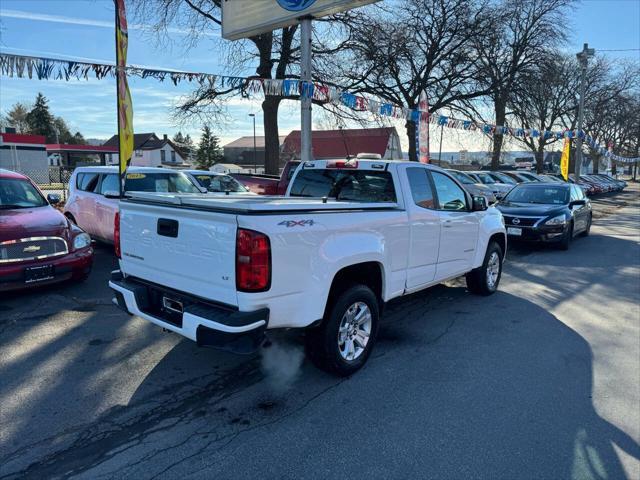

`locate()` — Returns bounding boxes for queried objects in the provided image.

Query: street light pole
[437,123,444,167]
[248,113,256,173]
[575,43,595,180]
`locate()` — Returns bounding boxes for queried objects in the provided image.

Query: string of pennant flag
[1,52,638,164]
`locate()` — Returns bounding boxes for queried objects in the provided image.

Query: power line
[598,48,640,52]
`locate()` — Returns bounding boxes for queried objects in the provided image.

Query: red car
[0,169,93,292]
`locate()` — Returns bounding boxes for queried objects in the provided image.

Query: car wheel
[559,222,573,250]
[580,214,592,237]
[466,241,503,296]
[305,284,379,377]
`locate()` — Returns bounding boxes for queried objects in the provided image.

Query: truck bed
[123,191,401,214]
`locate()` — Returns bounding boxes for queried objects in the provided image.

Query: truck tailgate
[119,201,238,307]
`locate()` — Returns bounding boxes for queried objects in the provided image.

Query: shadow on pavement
[1,284,637,479]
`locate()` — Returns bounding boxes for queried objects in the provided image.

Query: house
[103,133,189,168]
[281,127,403,161]
[223,135,288,167]
[0,132,48,179]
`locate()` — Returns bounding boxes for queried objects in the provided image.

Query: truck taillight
[114,211,121,259]
[236,228,271,292]
[327,160,358,169]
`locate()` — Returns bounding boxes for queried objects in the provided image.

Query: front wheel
[558,222,573,250]
[305,284,379,376]
[466,241,503,296]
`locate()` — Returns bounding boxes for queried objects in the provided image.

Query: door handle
[443,220,453,228]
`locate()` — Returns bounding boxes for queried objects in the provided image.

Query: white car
[182,170,256,195]
[64,166,201,243]
[109,159,506,376]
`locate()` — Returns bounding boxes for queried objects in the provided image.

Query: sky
[0,0,639,153]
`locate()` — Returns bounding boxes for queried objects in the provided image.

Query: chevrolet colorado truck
[109,160,506,376]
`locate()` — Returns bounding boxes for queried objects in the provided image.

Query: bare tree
[330,0,493,161]
[131,0,360,173]
[475,0,571,170]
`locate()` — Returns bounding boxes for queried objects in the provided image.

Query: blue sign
[276,0,318,11]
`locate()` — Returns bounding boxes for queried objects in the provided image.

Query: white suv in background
[64,166,201,243]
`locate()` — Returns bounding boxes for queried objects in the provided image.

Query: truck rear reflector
[114,211,121,258]
[236,228,271,292]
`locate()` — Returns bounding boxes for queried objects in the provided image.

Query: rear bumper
[0,248,93,292]
[108,271,269,354]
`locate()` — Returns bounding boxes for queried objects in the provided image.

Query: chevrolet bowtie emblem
[23,245,41,253]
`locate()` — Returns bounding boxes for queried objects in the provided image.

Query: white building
[103,133,189,168]
[0,132,49,178]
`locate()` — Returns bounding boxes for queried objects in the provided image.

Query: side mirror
[198,186,208,194]
[472,196,488,211]
[569,199,586,208]
[103,191,121,199]
[47,193,61,205]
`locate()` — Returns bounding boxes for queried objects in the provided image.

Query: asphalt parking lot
[1,184,639,480]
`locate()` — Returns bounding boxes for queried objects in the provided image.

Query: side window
[431,172,468,211]
[161,150,166,163]
[99,174,120,195]
[406,167,435,209]
[78,173,99,192]
[75,173,85,189]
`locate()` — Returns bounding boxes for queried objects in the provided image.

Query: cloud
[0,9,218,38]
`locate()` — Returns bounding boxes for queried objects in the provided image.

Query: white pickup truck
[109,160,506,376]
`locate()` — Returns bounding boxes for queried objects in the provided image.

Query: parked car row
[1,159,627,376]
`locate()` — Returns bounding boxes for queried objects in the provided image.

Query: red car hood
[0,206,71,243]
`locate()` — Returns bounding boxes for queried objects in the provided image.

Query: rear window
[76,172,100,192]
[289,169,396,203]
[124,172,199,193]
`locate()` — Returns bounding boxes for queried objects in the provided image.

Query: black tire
[580,214,592,237]
[466,241,503,296]
[305,284,379,377]
[558,222,573,250]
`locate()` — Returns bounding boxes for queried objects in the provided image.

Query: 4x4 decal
[278,219,315,228]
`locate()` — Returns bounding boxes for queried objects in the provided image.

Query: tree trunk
[535,141,545,173]
[262,96,281,175]
[491,97,507,170]
[406,120,417,161]
[593,154,599,174]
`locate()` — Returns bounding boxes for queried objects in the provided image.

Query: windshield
[447,170,475,184]
[192,174,248,192]
[474,172,496,184]
[503,185,569,205]
[124,172,199,193]
[0,178,48,209]
[491,172,518,185]
[289,169,396,203]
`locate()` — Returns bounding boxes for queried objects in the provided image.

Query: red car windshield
[0,178,47,209]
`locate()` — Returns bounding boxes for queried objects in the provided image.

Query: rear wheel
[466,241,503,296]
[305,284,379,376]
[580,214,592,237]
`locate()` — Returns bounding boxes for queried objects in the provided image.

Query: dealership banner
[115,0,134,180]
[1,52,638,164]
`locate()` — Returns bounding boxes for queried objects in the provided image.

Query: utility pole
[300,17,312,163]
[248,113,257,173]
[575,43,595,180]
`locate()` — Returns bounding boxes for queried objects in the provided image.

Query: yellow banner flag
[115,0,133,185]
[560,138,570,180]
